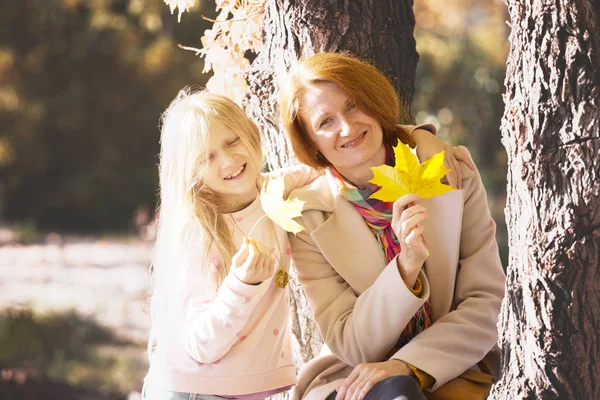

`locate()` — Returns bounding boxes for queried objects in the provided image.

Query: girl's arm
[401,124,476,189]
[183,241,273,364]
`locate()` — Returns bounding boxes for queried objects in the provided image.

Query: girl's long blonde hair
[148,88,261,354]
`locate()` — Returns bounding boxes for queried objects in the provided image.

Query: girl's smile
[223,164,247,180]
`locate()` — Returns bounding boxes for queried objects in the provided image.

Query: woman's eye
[318,117,332,128]
[228,137,240,146]
[346,103,356,111]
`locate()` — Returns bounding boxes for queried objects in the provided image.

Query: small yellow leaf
[260,176,305,234]
[369,143,456,201]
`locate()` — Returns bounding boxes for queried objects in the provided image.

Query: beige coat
[288,163,506,400]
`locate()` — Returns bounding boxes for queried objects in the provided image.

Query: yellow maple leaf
[259,176,305,234]
[369,143,456,202]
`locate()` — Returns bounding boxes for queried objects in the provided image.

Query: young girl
[143,89,316,400]
[143,88,467,400]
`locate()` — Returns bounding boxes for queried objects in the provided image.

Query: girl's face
[299,81,385,177]
[202,119,260,211]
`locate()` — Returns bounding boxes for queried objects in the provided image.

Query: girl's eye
[318,117,332,129]
[346,102,356,111]
[228,137,240,146]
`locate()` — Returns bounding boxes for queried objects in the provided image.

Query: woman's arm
[290,220,430,367]
[391,161,506,390]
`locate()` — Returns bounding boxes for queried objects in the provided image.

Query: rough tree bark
[243,0,420,371]
[490,1,600,399]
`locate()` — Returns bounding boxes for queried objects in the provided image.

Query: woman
[279,53,506,400]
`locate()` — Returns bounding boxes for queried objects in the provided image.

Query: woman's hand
[231,238,275,285]
[411,129,476,189]
[335,359,413,400]
[392,194,429,288]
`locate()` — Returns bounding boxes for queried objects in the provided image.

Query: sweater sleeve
[183,267,271,364]
[397,124,438,148]
[407,363,436,389]
[290,227,430,367]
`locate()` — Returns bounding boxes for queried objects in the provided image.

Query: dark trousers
[325,375,427,400]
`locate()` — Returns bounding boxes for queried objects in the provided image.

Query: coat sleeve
[391,166,506,390]
[183,261,271,364]
[290,221,430,367]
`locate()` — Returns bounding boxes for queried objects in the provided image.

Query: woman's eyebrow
[312,111,325,122]
[311,104,330,122]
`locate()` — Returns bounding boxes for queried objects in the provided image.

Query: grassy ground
[0,236,152,400]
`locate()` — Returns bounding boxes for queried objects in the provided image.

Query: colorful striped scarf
[329,145,432,348]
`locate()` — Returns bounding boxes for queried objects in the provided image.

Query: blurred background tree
[413,0,509,264]
[0,0,509,260]
[0,0,509,262]
[0,0,213,233]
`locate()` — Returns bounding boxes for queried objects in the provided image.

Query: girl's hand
[391,194,428,288]
[335,359,413,400]
[412,129,476,189]
[231,238,276,285]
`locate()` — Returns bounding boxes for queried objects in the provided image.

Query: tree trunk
[490,1,600,398]
[243,0,419,375]
[245,0,418,171]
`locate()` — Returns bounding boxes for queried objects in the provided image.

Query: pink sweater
[146,168,320,398]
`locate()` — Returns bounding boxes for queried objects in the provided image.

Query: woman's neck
[334,144,387,188]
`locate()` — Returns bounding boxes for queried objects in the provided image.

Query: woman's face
[299,81,385,176]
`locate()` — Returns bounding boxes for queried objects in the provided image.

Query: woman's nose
[339,116,353,137]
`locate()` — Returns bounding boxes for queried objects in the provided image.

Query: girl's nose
[221,150,237,167]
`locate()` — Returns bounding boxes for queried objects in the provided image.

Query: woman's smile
[340,131,367,149]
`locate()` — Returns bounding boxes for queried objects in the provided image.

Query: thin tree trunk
[491,1,600,398]
[243,0,420,383]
